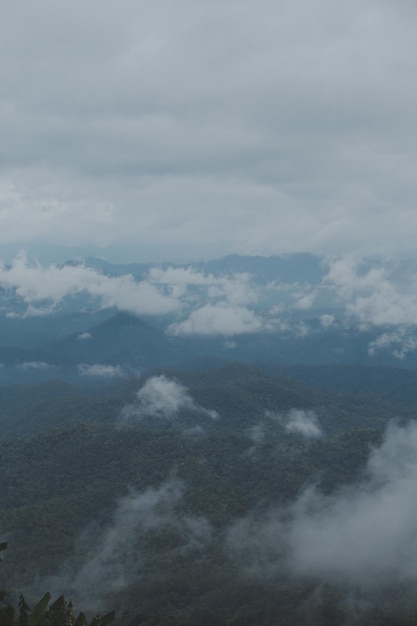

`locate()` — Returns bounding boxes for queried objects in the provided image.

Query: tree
[0,543,114,626]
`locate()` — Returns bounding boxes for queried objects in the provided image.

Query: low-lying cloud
[120,375,219,422]
[0,255,265,336]
[149,267,257,307]
[45,478,212,610]
[0,253,181,316]
[324,256,417,328]
[169,304,263,336]
[78,363,127,378]
[228,420,417,588]
[17,361,51,371]
[368,329,417,360]
[266,409,322,438]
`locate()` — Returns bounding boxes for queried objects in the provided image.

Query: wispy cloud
[45,478,212,610]
[266,409,322,438]
[78,363,127,378]
[17,361,51,371]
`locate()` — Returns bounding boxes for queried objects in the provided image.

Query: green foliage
[0,545,7,563]
[0,589,114,626]
[0,546,114,626]
[2,363,417,624]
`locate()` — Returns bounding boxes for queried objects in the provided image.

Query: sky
[1,1,417,263]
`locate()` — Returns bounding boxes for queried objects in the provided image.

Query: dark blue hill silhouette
[50,311,174,367]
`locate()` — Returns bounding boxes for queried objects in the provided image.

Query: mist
[43,478,212,612]
[227,420,417,591]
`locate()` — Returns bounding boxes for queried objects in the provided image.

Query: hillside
[1,363,417,623]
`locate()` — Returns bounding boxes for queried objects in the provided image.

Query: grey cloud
[227,421,417,588]
[120,375,219,422]
[248,425,266,444]
[78,364,127,378]
[44,478,212,610]
[1,2,417,259]
[148,267,257,306]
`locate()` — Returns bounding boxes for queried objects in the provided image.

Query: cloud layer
[0,253,180,316]
[1,1,417,260]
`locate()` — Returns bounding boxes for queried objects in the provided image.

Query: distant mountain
[50,311,173,368]
[81,253,324,284]
[196,252,324,283]
[2,253,417,381]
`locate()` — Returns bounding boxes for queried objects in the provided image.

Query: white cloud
[78,364,126,378]
[120,375,218,422]
[77,332,92,341]
[325,257,417,325]
[368,330,417,360]
[149,267,257,306]
[228,421,417,587]
[266,409,322,438]
[169,304,263,336]
[285,409,322,438]
[17,361,50,371]
[0,253,181,316]
[320,313,335,329]
[294,291,316,310]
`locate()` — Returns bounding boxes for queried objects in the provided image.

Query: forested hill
[0,362,412,442]
[1,363,417,624]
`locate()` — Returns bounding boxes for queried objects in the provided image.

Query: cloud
[120,375,218,422]
[169,304,263,336]
[368,329,417,359]
[320,313,335,329]
[324,256,417,328]
[149,267,258,305]
[0,253,181,316]
[227,420,417,588]
[149,267,263,336]
[77,332,92,341]
[45,478,212,610]
[293,291,316,311]
[17,361,50,371]
[78,363,127,378]
[248,425,265,444]
[266,409,322,438]
[284,409,322,438]
[1,2,417,260]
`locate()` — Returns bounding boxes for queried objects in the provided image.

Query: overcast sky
[1,0,417,263]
